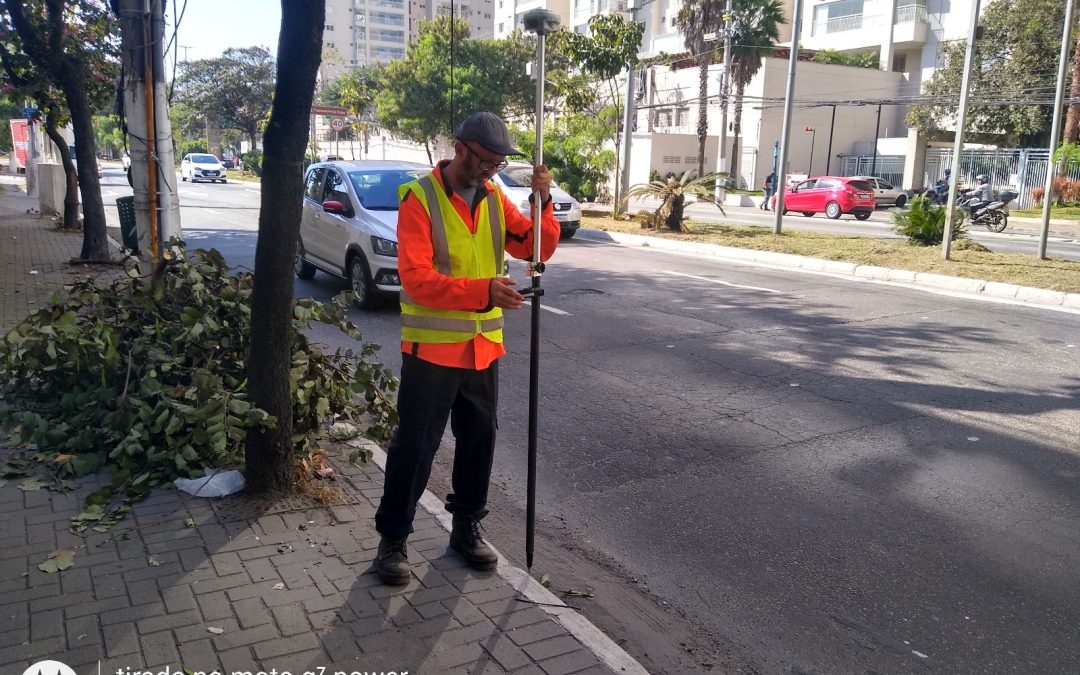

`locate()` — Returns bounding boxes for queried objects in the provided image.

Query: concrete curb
[581,229,1080,314]
[351,437,650,675]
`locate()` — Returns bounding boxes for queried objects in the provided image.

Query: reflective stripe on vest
[398,172,507,344]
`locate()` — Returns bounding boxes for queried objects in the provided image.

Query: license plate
[858,192,871,199]
[555,213,568,221]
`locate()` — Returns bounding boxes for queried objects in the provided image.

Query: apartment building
[799,0,978,89]
[322,0,493,81]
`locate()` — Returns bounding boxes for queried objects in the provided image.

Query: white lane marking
[665,270,783,293]
[525,299,571,315]
[245,188,260,194]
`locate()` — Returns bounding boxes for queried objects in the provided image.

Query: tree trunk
[62,69,109,260]
[4,0,109,260]
[667,194,685,230]
[730,80,745,187]
[1065,17,1080,144]
[696,59,708,178]
[244,0,325,495]
[42,107,80,230]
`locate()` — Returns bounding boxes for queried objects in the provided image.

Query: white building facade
[322,0,494,81]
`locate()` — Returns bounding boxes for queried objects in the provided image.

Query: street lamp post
[804,125,816,176]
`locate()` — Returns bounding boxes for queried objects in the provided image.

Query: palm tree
[623,170,727,232]
[676,0,727,179]
[728,0,783,183]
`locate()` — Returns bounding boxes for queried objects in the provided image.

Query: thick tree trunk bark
[64,75,110,260]
[244,0,325,495]
[1064,18,1080,144]
[42,108,80,230]
[696,59,708,178]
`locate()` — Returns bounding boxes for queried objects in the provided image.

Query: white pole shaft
[532,34,546,268]
[941,0,980,260]
[773,0,802,234]
[618,53,635,214]
[1039,0,1076,260]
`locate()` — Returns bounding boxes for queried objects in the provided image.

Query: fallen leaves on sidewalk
[38,548,75,573]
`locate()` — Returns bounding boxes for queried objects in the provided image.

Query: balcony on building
[805,0,928,51]
[571,0,628,32]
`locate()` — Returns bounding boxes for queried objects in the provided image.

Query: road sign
[22,106,37,119]
[310,105,348,116]
[330,117,346,132]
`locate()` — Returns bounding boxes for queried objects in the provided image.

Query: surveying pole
[521,7,560,575]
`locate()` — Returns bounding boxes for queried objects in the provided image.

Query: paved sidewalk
[0,177,644,675]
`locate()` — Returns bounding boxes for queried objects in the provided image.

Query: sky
[168,0,283,68]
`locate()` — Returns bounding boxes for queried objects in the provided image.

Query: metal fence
[838,148,1080,208]
[838,155,905,187]
[924,148,1080,209]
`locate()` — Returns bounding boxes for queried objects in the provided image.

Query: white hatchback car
[180,153,227,183]
[296,160,430,308]
[491,163,582,239]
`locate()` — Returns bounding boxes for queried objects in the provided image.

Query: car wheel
[348,253,379,310]
[825,201,842,219]
[854,211,871,221]
[181,174,187,182]
[560,229,576,240]
[221,179,227,183]
[782,209,789,215]
[894,194,907,208]
[801,211,815,217]
[294,242,316,280]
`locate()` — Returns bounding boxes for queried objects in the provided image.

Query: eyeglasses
[465,144,508,171]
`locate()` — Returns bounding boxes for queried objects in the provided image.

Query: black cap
[455,111,522,156]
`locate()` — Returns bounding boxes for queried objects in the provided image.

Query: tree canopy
[172,47,275,148]
[373,17,533,159]
[907,0,1067,143]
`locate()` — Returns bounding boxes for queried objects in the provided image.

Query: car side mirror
[322,200,347,214]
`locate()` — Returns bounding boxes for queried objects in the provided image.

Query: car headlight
[371,236,398,257]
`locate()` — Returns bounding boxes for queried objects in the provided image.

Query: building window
[498,21,504,32]
[326,24,334,30]
[812,0,865,35]
[371,11,405,25]
[892,53,907,72]
[372,29,405,41]
[675,107,689,126]
[657,109,673,126]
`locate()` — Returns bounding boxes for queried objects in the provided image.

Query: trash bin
[115,196,138,253]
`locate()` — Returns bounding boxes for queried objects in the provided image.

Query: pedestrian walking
[762,171,777,211]
[373,111,562,585]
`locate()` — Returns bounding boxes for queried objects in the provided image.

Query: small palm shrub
[892,193,966,245]
[623,170,728,232]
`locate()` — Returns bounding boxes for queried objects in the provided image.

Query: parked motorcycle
[957,187,1018,232]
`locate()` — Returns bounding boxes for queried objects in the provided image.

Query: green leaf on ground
[38,548,75,573]
[18,477,45,491]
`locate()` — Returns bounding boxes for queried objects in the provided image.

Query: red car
[781,176,876,220]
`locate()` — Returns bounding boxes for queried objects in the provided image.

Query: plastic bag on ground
[174,468,245,497]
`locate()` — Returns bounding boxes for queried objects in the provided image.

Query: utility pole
[719,0,733,182]
[941,0,980,260]
[619,0,650,216]
[179,45,192,62]
[870,102,882,176]
[773,0,802,234]
[1038,0,1076,260]
[825,104,836,175]
[118,0,181,256]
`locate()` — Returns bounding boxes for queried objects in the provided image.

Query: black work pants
[375,352,499,540]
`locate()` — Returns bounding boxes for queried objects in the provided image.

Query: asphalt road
[107,165,1080,673]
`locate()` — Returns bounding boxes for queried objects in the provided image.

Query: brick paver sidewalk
[0,175,646,675]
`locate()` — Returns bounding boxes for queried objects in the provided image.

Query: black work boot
[374,536,410,585]
[449,515,498,571]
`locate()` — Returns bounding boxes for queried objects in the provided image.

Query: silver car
[295,160,429,309]
[853,176,910,208]
[492,163,582,239]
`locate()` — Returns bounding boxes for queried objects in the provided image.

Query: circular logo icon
[23,661,77,675]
